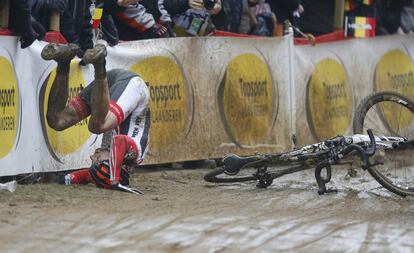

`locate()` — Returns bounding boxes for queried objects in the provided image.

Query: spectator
[59,0,93,57]
[9,0,45,48]
[93,0,144,47]
[375,0,413,35]
[29,0,68,29]
[141,0,175,36]
[266,0,304,36]
[221,0,242,32]
[297,0,335,36]
[165,0,222,36]
[400,0,414,33]
[249,0,276,36]
[106,2,172,41]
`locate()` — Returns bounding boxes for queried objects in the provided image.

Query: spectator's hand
[208,0,221,15]
[117,0,141,7]
[188,0,204,10]
[47,0,68,13]
[20,19,46,49]
[32,20,46,40]
[297,4,304,14]
[152,23,169,38]
[20,32,36,49]
[160,21,176,37]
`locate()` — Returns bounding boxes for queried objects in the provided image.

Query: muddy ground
[0,166,413,253]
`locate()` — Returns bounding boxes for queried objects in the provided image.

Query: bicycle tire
[353,91,414,196]
[204,167,256,183]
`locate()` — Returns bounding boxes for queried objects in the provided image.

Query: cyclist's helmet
[89,160,130,189]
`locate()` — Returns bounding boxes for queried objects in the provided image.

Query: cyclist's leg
[64,168,92,185]
[82,44,118,133]
[41,43,84,130]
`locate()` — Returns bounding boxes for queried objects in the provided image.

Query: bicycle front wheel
[353,91,414,196]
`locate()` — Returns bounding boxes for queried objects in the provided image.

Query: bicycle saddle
[222,154,262,175]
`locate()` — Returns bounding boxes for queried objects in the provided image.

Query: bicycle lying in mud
[205,91,414,196]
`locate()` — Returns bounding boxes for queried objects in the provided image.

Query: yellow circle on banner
[0,57,19,159]
[375,49,414,131]
[220,54,273,145]
[131,57,187,151]
[43,60,91,155]
[307,58,352,140]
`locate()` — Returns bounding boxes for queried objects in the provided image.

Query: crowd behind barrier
[1,0,414,50]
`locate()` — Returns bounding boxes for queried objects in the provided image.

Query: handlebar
[340,129,376,166]
[315,129,377,194]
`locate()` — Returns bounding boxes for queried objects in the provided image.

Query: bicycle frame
[205,129,412,194]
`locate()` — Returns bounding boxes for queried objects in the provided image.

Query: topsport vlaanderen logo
[218,53,276,146]
[0,55,20,159]
[130,56,193,153]
[39,60,92,160]
[374,49,414,132]
[306,58,352,140]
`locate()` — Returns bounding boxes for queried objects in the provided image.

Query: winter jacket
[266,0,301,23]
[60,0,93,56]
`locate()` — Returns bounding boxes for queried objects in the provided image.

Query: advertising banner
[0,34,413,176]
[294,34,414,145]
[0,36,291,176]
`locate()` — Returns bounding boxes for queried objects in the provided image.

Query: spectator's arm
[115,4,156,32]
[158,0,172,22]
[10,0,38,48]
[59,6,77,42]
[78,2,94,56]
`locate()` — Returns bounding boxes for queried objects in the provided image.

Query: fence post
[334,0,345,30]
[284,20,297,147]
[49,11,60,31]
[0,0,10,28]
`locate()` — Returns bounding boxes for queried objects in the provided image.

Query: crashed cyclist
[41,43,150,193]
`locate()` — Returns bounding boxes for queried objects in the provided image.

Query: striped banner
[345,16,376,38]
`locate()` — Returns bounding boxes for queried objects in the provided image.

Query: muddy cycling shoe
[41,43,79,62]
[82,44,107,65]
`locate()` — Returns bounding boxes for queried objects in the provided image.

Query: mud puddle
[0,168,413,253]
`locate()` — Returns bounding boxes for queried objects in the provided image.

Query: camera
[203,0,215,10]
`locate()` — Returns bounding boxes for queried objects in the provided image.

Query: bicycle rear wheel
[204,167,256,183]
[353,91,414,196]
